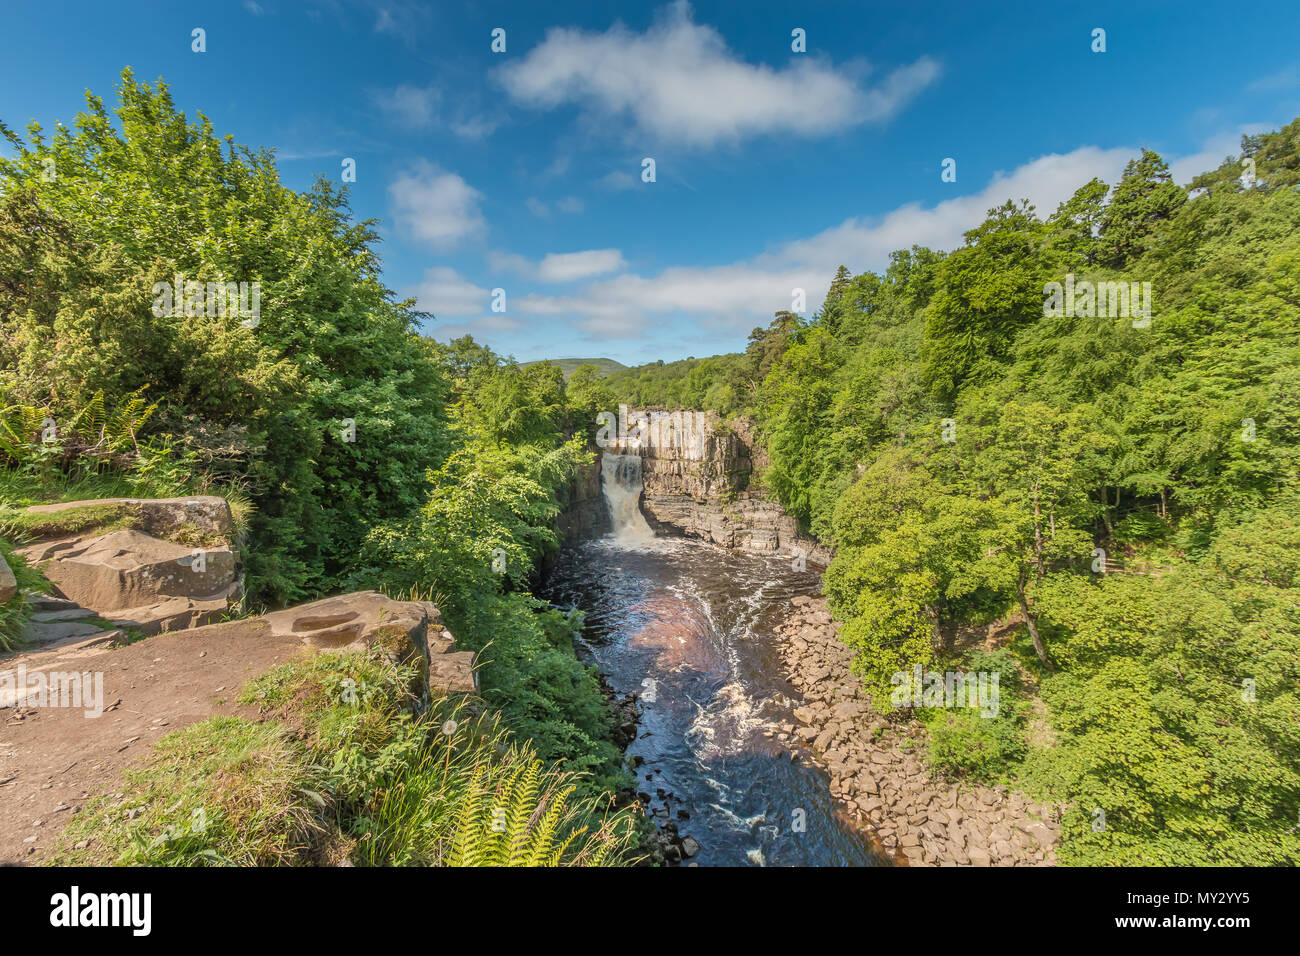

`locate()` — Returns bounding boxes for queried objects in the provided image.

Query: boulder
[25,496,233,537]
[19,529,237,612]
[261,591,476,695]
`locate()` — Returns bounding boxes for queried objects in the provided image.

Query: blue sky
[2,0,1298,365]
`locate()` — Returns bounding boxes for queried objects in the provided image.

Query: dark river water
[541,531,882,867]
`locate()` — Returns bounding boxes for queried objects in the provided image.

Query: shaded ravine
[539,455,882,866]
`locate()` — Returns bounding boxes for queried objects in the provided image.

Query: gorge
[543,429,880,865]
[544,408,1060,866]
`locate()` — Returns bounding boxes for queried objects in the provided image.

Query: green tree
[0,71,451,601]
[922,200,1050,399]
[962,395,1111,667]
[1098,149,1186,267]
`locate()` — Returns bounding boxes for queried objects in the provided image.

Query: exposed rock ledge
[0,590,476,862]
[773,595,1059,867]
[14,496,242,640]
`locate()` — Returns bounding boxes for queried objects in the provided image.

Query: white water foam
[686,681,779,758]
[601,452,658,547]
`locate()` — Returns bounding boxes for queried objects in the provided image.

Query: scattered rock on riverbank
[772,595,1058,867]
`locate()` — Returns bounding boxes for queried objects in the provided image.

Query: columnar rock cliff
[555,457,610,544]
[607,407,831,566]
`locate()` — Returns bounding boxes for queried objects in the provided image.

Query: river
[539,454,882,866]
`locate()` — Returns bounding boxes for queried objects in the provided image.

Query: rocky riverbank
[771,595,1059,867]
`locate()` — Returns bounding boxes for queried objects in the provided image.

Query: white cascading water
[601,452,657,545]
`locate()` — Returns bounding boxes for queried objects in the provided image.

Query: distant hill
[521,357,627,378]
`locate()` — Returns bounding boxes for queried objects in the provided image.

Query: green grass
[50,648,640,866]
[0,465,252,536]
[0,502,138,543]
[0,488,251,551]
[50,717,317,866]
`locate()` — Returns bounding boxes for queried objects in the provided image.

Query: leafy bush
[921,649,1028,779]
[0,72,451,602]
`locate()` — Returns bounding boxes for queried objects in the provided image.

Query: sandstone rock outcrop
[14,497,241,639]
[21,530,237,612]
[555,456,611,544]
[25,495,234,537]
[260,591,477,696]
[0,590,475,862]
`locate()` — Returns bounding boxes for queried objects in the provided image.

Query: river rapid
[538,454,881,866]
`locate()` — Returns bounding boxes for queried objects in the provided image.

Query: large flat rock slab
[107,594,234,636]
[260,591,476,695]
[0,618,306,862]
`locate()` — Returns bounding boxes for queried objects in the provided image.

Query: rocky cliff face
[555,456,610,544]
[609,407,831,566]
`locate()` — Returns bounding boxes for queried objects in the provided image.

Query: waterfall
[601,453,656,545]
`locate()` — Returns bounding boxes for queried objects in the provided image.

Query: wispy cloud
[407,266,492,317]
[524,195,585,218]
[369,84,499,139]
[490,248,626,283]
[371,84,439,129]
[495,145,1140,340]
[1248,64,1300,92]
[1169,124,1276,184]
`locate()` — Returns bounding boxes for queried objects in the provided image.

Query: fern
[444,750,632,867]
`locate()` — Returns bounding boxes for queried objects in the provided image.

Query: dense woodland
[1,71,1296,866]
[607,120,1300,865]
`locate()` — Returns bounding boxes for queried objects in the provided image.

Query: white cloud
[369,1,431,38]
[599,169,639,191]
[1168,125,1274,185]
[439,136,1252,344]
[389,161,486,249]
[449,114,499,139]
[430,313,524,340]
[538,249,626,282]
[1248,64,1300,92]
[498,0,939,148]
[372,84,439,128]
[489,248,625,283]
[407,266,492,318]
[496,145,1139,339]
[768,146,1137,274]
[370,85,499,139]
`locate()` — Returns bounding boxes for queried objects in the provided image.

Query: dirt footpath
[0,619,310,863]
